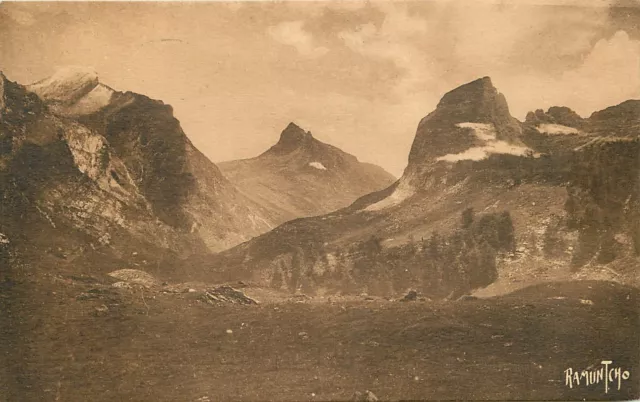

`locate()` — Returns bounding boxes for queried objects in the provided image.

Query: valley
[0,30,638,401]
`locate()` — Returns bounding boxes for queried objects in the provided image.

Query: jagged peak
[268,122,315,153]
[280,122,312,142]
[525,106,585,128]
[407,76,524,172]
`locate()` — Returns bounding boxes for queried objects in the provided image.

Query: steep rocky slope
[218,123,395,225]
[0,70,278,279]
[72,83,276,250]
[193,77,638,298]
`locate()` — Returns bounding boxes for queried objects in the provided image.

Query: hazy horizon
[1,0,638,176]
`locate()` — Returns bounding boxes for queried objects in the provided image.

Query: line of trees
[418,209,514,297]
[345,208,515,298]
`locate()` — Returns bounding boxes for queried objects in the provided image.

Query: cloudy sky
[1,1,639,176]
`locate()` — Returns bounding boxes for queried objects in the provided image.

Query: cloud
[561,30,640,111]
[500,30,640,118]
[335,2,638,119]
[268,20,329,58]
[338,4,432,97]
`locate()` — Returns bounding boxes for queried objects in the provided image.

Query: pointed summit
[219,122,395,224]
[269,122,314,154]
[280,122,313,143]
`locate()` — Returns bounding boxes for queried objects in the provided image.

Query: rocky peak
[406,76,523,170]
[267,122,315,154]
[525,106,585,128]
[437,77,496,110]
[432,77,518,133]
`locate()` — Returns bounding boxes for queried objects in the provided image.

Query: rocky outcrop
[525,106,585,129]
[202,286,259,305]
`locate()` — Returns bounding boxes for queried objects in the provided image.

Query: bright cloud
[501,30,640,118]
[268,20,329,58]
[338,4,431,97]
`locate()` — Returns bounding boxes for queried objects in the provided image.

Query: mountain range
[0,68,392,275]
[1,69,638,298]
[189,77,639,298]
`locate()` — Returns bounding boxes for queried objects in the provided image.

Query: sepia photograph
[0,0,638,400]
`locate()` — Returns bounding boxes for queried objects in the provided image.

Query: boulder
[400,290,418,302]
[202,286,259,306]
[108,269,159,288]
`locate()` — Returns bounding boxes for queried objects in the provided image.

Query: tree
[497,211,515,252]
[426,231,441,260]
[271,265,284,290]
[461,207,475,229]
[542,215,564,258]
[474,214,500,249]
[475,240,498,287]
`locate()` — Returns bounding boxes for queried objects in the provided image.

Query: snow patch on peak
[41,66,98,85]
[437,122,530,162]
[29,66,100,104]
[309,161,327,170]
[536,124,579,135]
